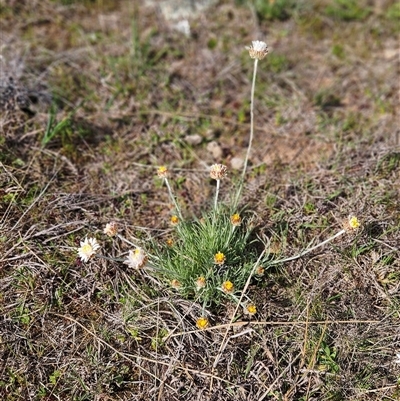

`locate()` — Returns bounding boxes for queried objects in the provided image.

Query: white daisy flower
[77,237,100,262]
[124,248,148,269]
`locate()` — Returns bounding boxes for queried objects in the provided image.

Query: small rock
[184,133,202,146]
[173,19,190,37]
[145,0,218,21]
[204,128,216,140]
[383,48,398,60]
[230,156,244,170]
[207,141,223,159]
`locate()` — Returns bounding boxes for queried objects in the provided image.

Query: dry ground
[1,0,399,400]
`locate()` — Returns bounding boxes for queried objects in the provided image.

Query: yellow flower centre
[157,166,169,179]
[214,252,226,265]
[196,317,209,330]
[230,214,241,226]
[81,244,92,253]
[170,216,179,225]
[349,216,360,229]
[222,280,234,293]
[247,304,257,315]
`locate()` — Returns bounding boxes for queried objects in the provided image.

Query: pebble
[206,141,223,159]
[184,133,202,146]
[230,156,244,170]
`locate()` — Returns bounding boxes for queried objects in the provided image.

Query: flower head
[195,276,206,290]
[171,279,181,289]
[77,237,100,262]
[221,280,234,294]
[268,241,281,254]
[103,222,118,237]
[124,248,148,269]
[214,251,226,265]
[348,216,360,229]
[170,215,179,225]
[166,238,174,247]
[255,265,265,276]
[196,317,209,330]
[344,215,361,232]
[210,164,227,180]
[246,40,269,60]
[244,303,257,316]
[230,213,242,227]
[157,166,169,179]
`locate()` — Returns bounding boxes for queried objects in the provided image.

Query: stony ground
[1,0,399,400]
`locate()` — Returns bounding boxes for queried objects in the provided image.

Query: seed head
[171,279,181,289]
[246,40,269,60]
[195,276,206,290]
[256,265,265,276]
[103,222,118,237]
[210,164,227,180]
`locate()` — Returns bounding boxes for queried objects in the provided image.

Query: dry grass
[1,0,399,400]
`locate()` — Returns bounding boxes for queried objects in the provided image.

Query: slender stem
[214,179,220,210]
[235,58,258,208]
[164,177,183,220]
[269,229,346,266]
[95,254,124,262]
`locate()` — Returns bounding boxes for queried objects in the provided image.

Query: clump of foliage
[324,0,371,21]
[76,40,361,326]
